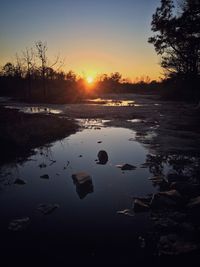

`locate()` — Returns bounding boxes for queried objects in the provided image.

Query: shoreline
[0,106,79,165]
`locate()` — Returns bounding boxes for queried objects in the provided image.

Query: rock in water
[14,178,26,185]
[40,174,49,179]
[8,217,30,231]
[97,150,108,164]
[37,203,59,215]
[116,163,136,170]
[72,172,92,185]
[117,209,135,217]
[72,172,93,199]
[187,196,200,209]
[134,199,149,212]
[158,234,198,256]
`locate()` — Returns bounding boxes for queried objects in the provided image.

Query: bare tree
[35,41,48,97]
[22,47,34,98]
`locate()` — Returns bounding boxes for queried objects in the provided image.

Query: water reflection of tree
[145,154,200,187]
[0,163,20,187]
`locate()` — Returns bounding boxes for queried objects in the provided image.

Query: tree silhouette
[149,0,200,79]
[35,41,48,98]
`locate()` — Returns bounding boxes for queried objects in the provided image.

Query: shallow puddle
[0,125,158,263]
[0,123,198,264]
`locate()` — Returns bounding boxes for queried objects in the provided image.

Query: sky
[0,0,163,81]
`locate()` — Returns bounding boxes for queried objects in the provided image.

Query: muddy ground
[3,93,199,155]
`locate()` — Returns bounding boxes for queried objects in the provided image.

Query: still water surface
[0,124,159,265]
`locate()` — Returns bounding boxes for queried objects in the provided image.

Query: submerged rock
[167,173,189,183]
[150,190,182,209]
[171,182,200,198]
[37,203,59,215]
[116,163,136,171]
[40,174,49,179]
[8,217,30,231]
[133,199,149,212]
[187,196,200,209]
[97,150,108,164]
[14,178,26,185]
[158,234,198,256]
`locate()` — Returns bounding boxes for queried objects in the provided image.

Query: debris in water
[38,163,47,168]
[8,217,30,231]
[37,203,59,215]
[117,209,134,217]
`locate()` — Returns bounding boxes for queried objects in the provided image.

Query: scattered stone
[14,178,26,185]
[37,203,59,215]
[97,150,108,164]
[97,141,102,143]
[133,199,149,212]
[167,173,189,183]
[8,217,30,231]
[38,163,47,168]
[117,209,134,217]
[116,164,136,171]
[138,236,146,249]
[150,191,181,209]
[159,190,182,202]
[72,172,92,185]
[187,196,200,209]
[158,234,198,256]
[154,217,178,231]
[79,155,83,157]
[180,222,196,233]
[40,174,49,179]
[170,182,200,198]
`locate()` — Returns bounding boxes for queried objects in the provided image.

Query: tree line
[0,41,159,103]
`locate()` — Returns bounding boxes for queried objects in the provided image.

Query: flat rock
[133,199,149,212]
[150,191,180,209]
[72,172,92,185]
[158,234,198,256]
[171,182,200,198]
[187,196,200,209]
[117,163,136,171]
[159,189,182,201]
[8,217,30,231]
[37,203,59,215]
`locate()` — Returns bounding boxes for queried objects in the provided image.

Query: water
[0,125,159,265]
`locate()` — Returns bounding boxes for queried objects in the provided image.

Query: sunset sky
[0,0,162,81]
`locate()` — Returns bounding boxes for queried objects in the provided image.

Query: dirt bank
[0,106,79,164]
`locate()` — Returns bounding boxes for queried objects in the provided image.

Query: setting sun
[86,76,94,84]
